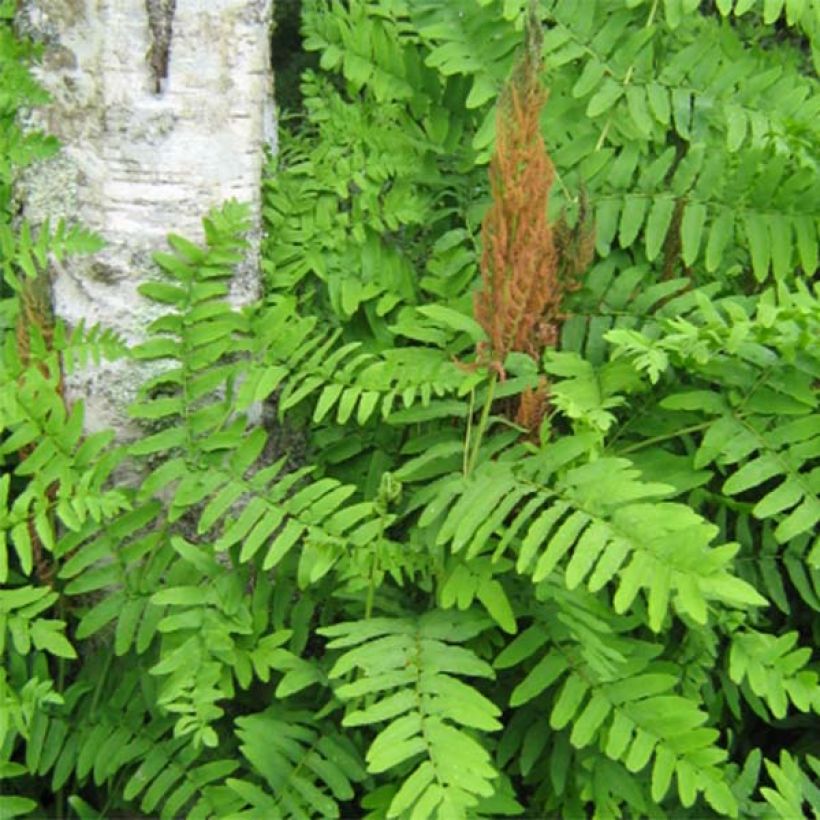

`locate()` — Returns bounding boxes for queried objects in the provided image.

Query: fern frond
[241,296,478,425]
[608,284,820,544]
[0,357,128,582]
[410,0,521,110]
[759,751,820,818]
[221,707,366,819]
[428,447,766,631]
[15,653,236,820]
[303,0,416,103]
[494,595,738,816]
[728,629,819,719]
[321,610,500,819]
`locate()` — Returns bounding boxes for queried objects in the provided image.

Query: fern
[320,610,504,819]
[606,283,819,562]
[221,707,366,819]
[495,611,738,814]
[3,1,819,816]
[728,629,819,719]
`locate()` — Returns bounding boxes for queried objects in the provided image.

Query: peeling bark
[17,0,275,437]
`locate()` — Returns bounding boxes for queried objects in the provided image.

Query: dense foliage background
[1,0,818,817]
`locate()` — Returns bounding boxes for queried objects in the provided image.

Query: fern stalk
[465,372,497,476]
[473,20,559,367]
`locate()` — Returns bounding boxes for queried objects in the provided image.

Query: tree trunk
[17,0,275,437]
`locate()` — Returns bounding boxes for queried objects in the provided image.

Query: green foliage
[321,611,502,818]
[3,1,819,818]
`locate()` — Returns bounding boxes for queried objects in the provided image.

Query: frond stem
[614,420,713,455]
[89,647,114,719]
[466,372,498,476]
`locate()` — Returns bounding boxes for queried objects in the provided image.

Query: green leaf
[626,86,654,136]
[624,727,657,772]
[619,195,649,248]
[704,780,738,817]
[675,575,707,624]
[700,574,768,608]
[30,620,77,658]
[647,83,671,124]
[494,627,549,670]
[587,79,624,117]
[705,208,734,272]
[76,593,125,639]
[368,716,426,773]
[647,566,672,632]
[532,511,589,582]
[151,586,208,606]
[389,762,436,816]
[416,305,487,343]
[564,521,609,590]
[768,213,792,280]
[775,497,820,542]
[680,201,707,266]
[138,282,187,304]
[744,212,771,280]
[517,503,567,575]
[763,0,785,22]
[572,59,606,98]
[605,711,635,760]
[754,479,803,519]
[725,105,747,152]
[672,89,691,137]
[651,746,677,802]
[645,196,676,261]
[0,797,39,818]
[723,455,780,495]
[550,673,590,729]
[595,197,622,255]
[510,652,569,707]
[476,578,517,635]
[128,426,186,456]
[792,215,818,274]
[114,597,144,656]
[569,692,612,748]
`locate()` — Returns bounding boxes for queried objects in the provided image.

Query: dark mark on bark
[145,0,176,94]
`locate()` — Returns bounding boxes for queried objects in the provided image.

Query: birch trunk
[17,0,275,437]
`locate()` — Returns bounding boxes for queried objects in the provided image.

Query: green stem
[89,647,114,719]
[463,387,476,476]
[365,518,387,619]
[614,420,713,456]
[466,372,497,476]
[365,549,378,620]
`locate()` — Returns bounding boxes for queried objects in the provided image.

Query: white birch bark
[18,0,275,437]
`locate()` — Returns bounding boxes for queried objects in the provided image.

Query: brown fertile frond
[515,376,550,442]
[473,20,559,370]
[473,6,595,440]
[554,186,595,286]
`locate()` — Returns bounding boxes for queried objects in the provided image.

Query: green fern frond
[14,655,236,819]
[321,610,500,819]
[0,365,128,581]
[728,629,819,719]
[429,448,766,631]
[303,0,417,103]
[759,750,820,818]
[494,603,738,816]
[410,0,522,110]
[221,707,367,819]
[608,284,820,544]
